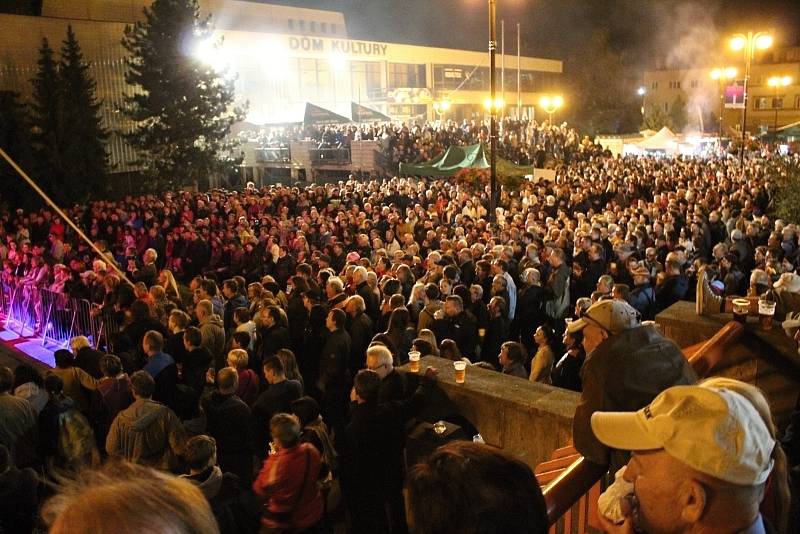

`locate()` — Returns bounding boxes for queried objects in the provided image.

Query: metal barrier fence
[309,147,351,165]
[255,147,291,163]
[1,283,120,351]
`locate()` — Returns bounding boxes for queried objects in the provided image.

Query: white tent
[635,126,679,153]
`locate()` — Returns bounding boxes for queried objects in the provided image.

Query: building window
[388,62,426,88]
[668,81,682,89]
[321,22,328,33]
[753,97,769,110]
[331,23,338,34]
[310,21,317,32]
[651,81,658,90]
[690,80,698,88]
[288,19,294,30]
[351,61,383,100]
[299,20,306,31]
[795,95,800,109]
[772,96,784,109]
[664,102,669,111]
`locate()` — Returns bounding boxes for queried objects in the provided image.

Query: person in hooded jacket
[181,435,261,534]
[106,370,186,471]
[0,444,38,534]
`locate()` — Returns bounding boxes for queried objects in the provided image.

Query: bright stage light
[193,37,230,73]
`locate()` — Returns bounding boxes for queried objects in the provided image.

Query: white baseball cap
[567,299,639,335]
[590,384,775,486]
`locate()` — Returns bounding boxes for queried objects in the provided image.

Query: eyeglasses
[367,363,387,372]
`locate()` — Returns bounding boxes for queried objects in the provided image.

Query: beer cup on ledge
[453,360,466,384]
[408,351,421,373]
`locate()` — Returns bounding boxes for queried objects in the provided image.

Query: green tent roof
[398,143,535,177]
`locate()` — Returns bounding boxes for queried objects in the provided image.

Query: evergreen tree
[29,37,65,201]
[59,25,109,201]
[668,94,688,132]
[642,104,673,131]
[0,91,37,209]
[121,0,244,189]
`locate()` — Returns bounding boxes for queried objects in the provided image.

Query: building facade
[0,0,562,173]
[643,47,800,135]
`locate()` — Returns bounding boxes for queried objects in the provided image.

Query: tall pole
[718,79,724,153]
[489,0,497,223]
[517,22,521,119]
[739,32,753,167]
[501,19,505,119]
[773,84,780,135]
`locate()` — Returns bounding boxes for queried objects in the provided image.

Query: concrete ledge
[400,356,580,469]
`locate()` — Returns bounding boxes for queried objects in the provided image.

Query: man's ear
[678,478,707,524]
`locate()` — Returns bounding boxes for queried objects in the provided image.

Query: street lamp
[637,86,646,116]
[487,0,498,223]
[729,31,772,165]
[767,75,792,136]
[433,99,451,121]
[710,67,737,151]
[539,95,563,124]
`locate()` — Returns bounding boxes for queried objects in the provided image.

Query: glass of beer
[758,299,776,330]
[732,298,750,324]
[478,328,486,339]
[408,351,421,373]
[453,361,467,384]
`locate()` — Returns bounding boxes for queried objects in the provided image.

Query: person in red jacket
[253,413,324,533]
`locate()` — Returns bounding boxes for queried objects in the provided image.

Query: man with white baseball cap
[569,299,697,473]
[591,381,776,534]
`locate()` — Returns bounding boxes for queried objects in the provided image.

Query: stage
[0,316,58,369]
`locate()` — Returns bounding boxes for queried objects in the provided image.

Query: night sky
[263,0,800,67]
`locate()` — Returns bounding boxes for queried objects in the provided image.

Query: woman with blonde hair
[157,269,182,306]
[418,329,440,357]
[226,349,259,406]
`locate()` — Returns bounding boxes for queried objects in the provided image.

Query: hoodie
[106,398,186,470]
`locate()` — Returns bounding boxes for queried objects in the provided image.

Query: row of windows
[287,19,339,35]
[654,95,800,112]
[753,95,800,110]
[432,64,558,93]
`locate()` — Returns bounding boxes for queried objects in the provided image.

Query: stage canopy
[398,143,535,177]
[351,102,392,122]
[303,103,351,125]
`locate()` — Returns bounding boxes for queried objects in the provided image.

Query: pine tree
[121,0,244,189]
[0,91,37,209]
[29,37,65,201]
[642,104,673,131]
[59,25,109,201]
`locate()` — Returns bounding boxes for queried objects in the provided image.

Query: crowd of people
[1,139,800,532]
[246,117,587,170]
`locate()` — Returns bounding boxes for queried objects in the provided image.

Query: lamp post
[433,99,451,122]
[539,95,563,124]
[767,75,792,137]
[637,86,646,116]
[710,67,737,153]
[729,31,772,165]
[488,0,498,223]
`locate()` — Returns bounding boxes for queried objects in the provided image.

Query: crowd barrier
[1,282,121,351]
[255,147,291,163]
[309,147,351,165]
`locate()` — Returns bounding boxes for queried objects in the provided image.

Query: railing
[254,147,291,163]
[2,284,119,352]
[536,446,605,533]
[537,320,747,532]
[309,147,351,165]
[686,320,744,377]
